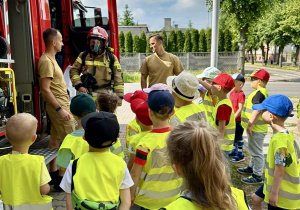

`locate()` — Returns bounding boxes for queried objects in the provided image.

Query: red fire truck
[0,0,119,138]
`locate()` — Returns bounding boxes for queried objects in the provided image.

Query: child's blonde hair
[6,113,37,145]
[96,90,118,113]
[152,106,173,121]
[166,121,236,210]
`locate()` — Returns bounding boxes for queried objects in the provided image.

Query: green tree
[279,0,300,66]
[146,35,151,53]
[119,31,125,53]
[120,4,135,26]
[206,28,212,52]
[168,29,176,52]
[140,31,147,53]
[191,28,199,52]
[176,30,185,52]
[133,34,140,53]
[162,30,168,51]
[125,31,133,53]
[207,0,275,74]
[223,28,232,52]
[199,29,207,52]
[218,28,225,52]
[184,29,192,52]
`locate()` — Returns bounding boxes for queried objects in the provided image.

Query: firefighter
[70,26,124,106]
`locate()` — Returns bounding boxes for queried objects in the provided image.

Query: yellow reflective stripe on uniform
[76,57,82,64]
[266,162,300,185]
[140,171,178,182]
[265,177,300,200]
[136,187,181,200]
[224,128,236,135]
[4,202,53,210]
[203,100,214,106]
[71,75,81,81]
[241,117,265,125]
[114,85,124,90]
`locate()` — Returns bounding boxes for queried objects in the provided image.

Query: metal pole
[210,0,220,68]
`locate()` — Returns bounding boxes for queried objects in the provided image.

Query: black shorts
[234,121,244,141]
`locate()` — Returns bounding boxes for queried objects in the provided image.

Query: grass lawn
[245,62,300,72]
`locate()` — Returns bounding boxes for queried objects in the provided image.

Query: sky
[82,0,212,31]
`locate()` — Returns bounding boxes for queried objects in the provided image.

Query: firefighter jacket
[70,50,124,98]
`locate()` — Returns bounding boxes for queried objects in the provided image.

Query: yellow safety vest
[58,130,89,160]
[126,119,141,156]
[203,91,218,121]
[134,129,183,209]
[170,103,207,126]
[0,154,53,210]
[241,88,268,132]
[110,138,125,159]
[264,132,300,209]
[129,131,150,153]
[73,152,125,204]
[210,99,236,151]
[161,187,248,210]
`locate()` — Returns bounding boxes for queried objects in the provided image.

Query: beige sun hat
[166,70,200,101]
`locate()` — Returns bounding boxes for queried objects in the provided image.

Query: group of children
[0,67,299,210]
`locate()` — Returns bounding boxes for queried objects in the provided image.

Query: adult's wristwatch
[56,106,62,112]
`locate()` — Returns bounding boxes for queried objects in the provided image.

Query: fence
[120,52,238,71]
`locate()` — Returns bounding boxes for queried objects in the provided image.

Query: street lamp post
[210,0,220,68]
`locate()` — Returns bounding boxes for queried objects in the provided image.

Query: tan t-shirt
[139,52,184,88]
[38,53,69,106]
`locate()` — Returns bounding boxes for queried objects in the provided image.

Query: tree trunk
[265,42,269,65]
[294,45,299,66]
[237,28,247,75]
[254,50,257,63]
[260,44,265,65]
[279,46,283,68]
[250,48,254,64]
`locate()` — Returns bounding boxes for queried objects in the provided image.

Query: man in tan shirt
[140,34,184,89]
[38,28,75,189]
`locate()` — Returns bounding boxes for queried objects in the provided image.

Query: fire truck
[0,0,119,139]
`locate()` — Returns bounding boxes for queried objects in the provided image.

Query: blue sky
[82,0,212,31]
[117,0,212,31]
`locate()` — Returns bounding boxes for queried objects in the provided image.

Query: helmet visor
[89,38,105,55]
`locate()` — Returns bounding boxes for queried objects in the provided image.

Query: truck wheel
[0,36,9,58]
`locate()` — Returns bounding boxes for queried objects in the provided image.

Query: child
[127,99,153,170]
[56,93,96,186]
[167,71,207,127]
[124,90,148,156]
[60,112,133,210]
[97,89,125,159]
[229,73,246,162]
[197,66,220,120]
[238,69,270,184]
[130,90,182,209]
[210,73,236,176]
[251,94,299,210]
[0,113,52,209]
[160,121,249,210]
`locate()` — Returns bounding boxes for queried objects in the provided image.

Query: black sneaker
[237,166,253,175]
[54,176,63,191]
[241,174,263,184]
[228,150,237,157]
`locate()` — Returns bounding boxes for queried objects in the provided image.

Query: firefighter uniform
[70,51,124,98]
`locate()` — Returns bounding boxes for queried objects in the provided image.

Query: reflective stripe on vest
[210,99,235,151]
[171,103,207,125]
[134,132,182,209]
[263,132,300,209]
[110,139,125,159]
[203,91,216,120]
[4,202,52,210]
[241,88,268,132]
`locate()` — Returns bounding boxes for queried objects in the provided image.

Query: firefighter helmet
[87,26,108,47]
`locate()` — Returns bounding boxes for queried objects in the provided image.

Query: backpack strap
[71,158,79,192]
[106,49,115,89]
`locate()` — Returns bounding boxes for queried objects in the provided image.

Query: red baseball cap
[124,90,148,103]
[132,100,153,126]
[213,73,235,90]
[130,98,144,113]
[250,69,270,82]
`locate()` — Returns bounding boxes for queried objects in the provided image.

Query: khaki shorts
[46,103,75,141]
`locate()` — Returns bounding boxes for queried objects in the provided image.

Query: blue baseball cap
[252,94,294,117]
[147,90,174,114]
